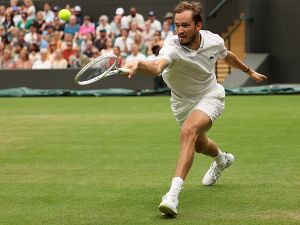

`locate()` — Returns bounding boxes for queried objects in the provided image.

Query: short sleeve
[218,39,227,58]
[155,44,178,68]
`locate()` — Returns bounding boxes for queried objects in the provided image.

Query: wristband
[243,67,250,73]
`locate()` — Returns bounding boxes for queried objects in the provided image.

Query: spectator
[52,48,67,68]
[80,31,94,53]
[134,33,147,56]
[24,22,37,43]
[9,27,19,46]
[52,31,62,49]
[148,11,161,31]
[42,2,54,22]
[12,43,22,61]
[125,43,146,63]
[22,0,36,21]
[0,42,4,58]
[100,38,113,55]
[69,45,88,68]
[0,49,15,69]
[52,6,62,23]
[0,25,4,42]
[61,33,76,50]
[142,21,155,47]
[147,30,164,55]
[146,45,161,61]
[95,15,111,38]
[94,28,107,51]
[111,46,125,67]
[90,47,100,60]
[3,13,15,31]
[46,40,57,62]
[74,6,83,25]
[63,40,75,63]
[29,43,40,62]
[163,12,175,32]
[0,5,6,24]
[1,34,10,50]
[12,6,22,26]
[83,39,93,58]
[33,11,46,31]
[6,0,18,16]
[15,49,33,68]
[161,20,174,40]
[110,7,129,38]
[65,4,71,11]
[17,12,32,31]
[79,15,95,39]
[127,7,145,30]
[64,15,79,41]
[114,28,134,57]
[53,16,64,39]
[43,25,54,42]
[128,21,142,41]
[13,29,30,50]
[32,48,51,69]
[33,29,48,49]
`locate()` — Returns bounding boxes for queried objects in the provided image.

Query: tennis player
[123,1,267,216]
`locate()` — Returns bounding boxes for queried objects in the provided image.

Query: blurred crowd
[0,0,176,70]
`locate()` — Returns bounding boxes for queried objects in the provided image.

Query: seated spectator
[127,7,145,30]
[80,32,94,53]
[110,46,125,67]
[142,21,155,47]
[12,29,30,51]
[42,2,54,22]
[65,4,71,11]
[64,15,79,41]
[52,48,67,68]
[148,11,162,31]
[147,31,164,55]
[17,12,33,31]
[22,0,36,21]
[32,48,51,69]
[128,21,142,41]
[74,6,83,25]
[2,34,11,50]
[0,42,4,58]
[51,6,63,23]
[9,27,19,46]
[114,28,134,57]
[43,25,55,42]
[161,21,173,40]
[163,12,175,32]
[52,31,62,49]
[29,43,40,62]
[100,38,113,55]
[135,33,147,56]
[63,40,75,63]
[110,8,129,39]
[0,25,4,42]
[6,0,18,16]
[15,49,33,69]
[94,28,107,52]
[90,47,100,60]
[69,45,88,68]
[0,49,15,69]
[53,16,64,39]
[125,43,146,63]
[12,6,22,26]
[24,22,37,43]
[33,29,48,49]
[46,40,57,62]
[83,40,93,58]
[95,15,111,38]
[33,11,46,31]
[12,43,22,61]
[146,45,161,61]
[0,5,6,24]
[61,33,76,50]
[3,13,15,31]
[79,16,95,39]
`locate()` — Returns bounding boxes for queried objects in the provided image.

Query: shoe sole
[159,202,177,216]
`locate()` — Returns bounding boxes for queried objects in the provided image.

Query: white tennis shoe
[159,188,181,216]
[202,152,234,186]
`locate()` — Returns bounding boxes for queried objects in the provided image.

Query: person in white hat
[110,7,129,38]
[163,11,175,31]
[74,5,83,25]
[96,15,111,38]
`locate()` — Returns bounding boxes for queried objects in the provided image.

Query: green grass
[0,95,299,224]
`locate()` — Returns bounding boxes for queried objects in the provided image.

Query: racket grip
[119,68,130,74]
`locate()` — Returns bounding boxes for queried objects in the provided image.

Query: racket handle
[119,68,130,74]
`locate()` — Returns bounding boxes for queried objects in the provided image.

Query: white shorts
[170,84,225,127]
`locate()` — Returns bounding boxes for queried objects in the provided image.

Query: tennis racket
[74,53,130,85]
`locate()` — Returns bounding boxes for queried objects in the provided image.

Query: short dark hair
[174,1,202,24]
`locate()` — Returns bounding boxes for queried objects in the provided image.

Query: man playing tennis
[123,1,267,216]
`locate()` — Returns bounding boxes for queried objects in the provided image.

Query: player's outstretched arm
[220,51,267,83]
[122,58,169,78]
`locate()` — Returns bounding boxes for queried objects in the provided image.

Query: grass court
[1,95,299,224]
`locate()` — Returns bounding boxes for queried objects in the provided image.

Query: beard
[179,30,198,47]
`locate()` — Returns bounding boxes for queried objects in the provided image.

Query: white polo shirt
[156,30,227,102]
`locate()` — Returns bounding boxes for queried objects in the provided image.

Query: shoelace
[163,187,183,204]
[208,162,224,182]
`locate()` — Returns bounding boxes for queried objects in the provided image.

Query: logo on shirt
[209,55,214,59]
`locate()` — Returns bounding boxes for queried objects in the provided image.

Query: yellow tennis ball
[58,9,71,21]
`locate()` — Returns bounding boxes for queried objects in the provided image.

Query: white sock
[213,148,226,164]
[169,177,184,194]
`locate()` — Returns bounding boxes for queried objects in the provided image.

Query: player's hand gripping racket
[74,53,130,85]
